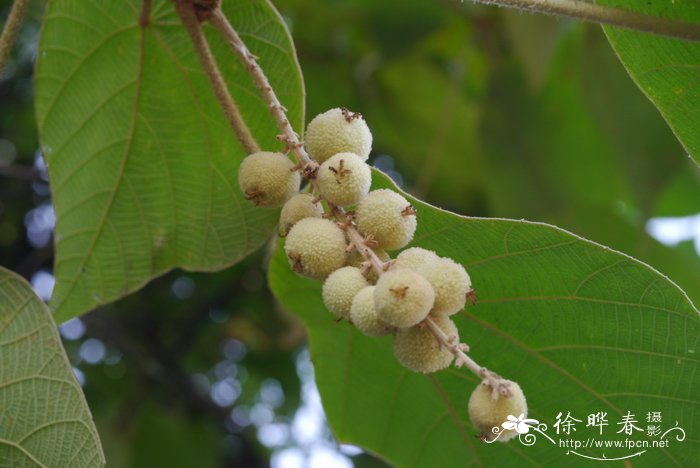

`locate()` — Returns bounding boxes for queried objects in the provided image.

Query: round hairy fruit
[279,194,323,236]
[374,268,434,328]
[468,381,528,442]
[349,286,394,336]
[420,257,472,316]
[392,315,456,373]
[238,151,300,208]
[393,247,439,271]
[304,108,372,163]
[356,189,417,250]
[316,153,371,206]
[322,267,369,320]
[284,218,347,279]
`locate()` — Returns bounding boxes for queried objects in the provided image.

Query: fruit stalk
[209,9,315,170]
[424,317,511,397]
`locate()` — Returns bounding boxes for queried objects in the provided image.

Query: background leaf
[34,0,304,322]
[596,0,700,165]
[0,266,104,467]
[269,169,699,466]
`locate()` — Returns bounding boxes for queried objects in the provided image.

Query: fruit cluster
[238,107,527,441]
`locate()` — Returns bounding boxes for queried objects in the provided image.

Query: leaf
[34,0,304,322]
[596,1,700,165]
[480,26,700,305]
[0,267,104,467]
[269,169,699,466]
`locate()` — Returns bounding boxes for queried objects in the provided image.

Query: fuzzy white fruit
[355,189,417,250]
[279,194,323,236]
[304,108,372,163]
[316,153,371,206]
[392,315,456,373]
[393,247,439,271]
[420,257,472,316]
[468,381,528,442]
[238,151,300,207]
[374,268,434,328]
[349,286,393,336]
[284,218,347,279]
[322,267,369,320]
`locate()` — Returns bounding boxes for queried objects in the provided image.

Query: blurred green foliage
[0,0,697,466]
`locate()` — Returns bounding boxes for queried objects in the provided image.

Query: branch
[473,0,700,42]
[424,317,511,398]
[0,0,31,73]
[209,9,319,177]
[174,0,260,154]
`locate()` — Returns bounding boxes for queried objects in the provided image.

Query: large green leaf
[0,267,104,467]
[269,170,699,466]
[34,0,304,322]
[596,1,700,165]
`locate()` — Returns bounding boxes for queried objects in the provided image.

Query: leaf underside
[269,169,699,467]
[34,0,304,322]
[0,267,104,467]
[597,0,700,166]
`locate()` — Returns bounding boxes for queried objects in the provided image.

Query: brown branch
[0,0,31,73]
[474,0,700,42]
[208,9,314,171]
[174,0,260,154]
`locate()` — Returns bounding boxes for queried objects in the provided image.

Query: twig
[473,0,700,42]
[208,9,317,175]
[210,6,513,393]
[424,317,511,398]
[0,0,31,73]
[174,0,260,154]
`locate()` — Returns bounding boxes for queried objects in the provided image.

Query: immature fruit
[468,381,527,442]
[420,257,472,316]
[304,108,372,163]
[279,194,323,236]
[392,315,456,373]
[284,218,347,279]
[238,151,300,207]
[374,268,434,328]
[349,286,393,336]
[322,267,369,320]
[393,247,439,271]
[316,153,371,206]
[356,189,417,250]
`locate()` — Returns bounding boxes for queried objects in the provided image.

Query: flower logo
[502,414,539,434]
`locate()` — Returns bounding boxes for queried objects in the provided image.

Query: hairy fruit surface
[316,152,371,206]
[322,266,369,320]
[468,381,528,442]
[284,218,347,279]
[304,108,372,163]
[420,257,472,316]
[238,151,300,207]
[393,247,439,271]
[356,189,417,250]
[392,315,456,373]
[279,193,323,236]
[349,286,394,336]
[374,268,434,328]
